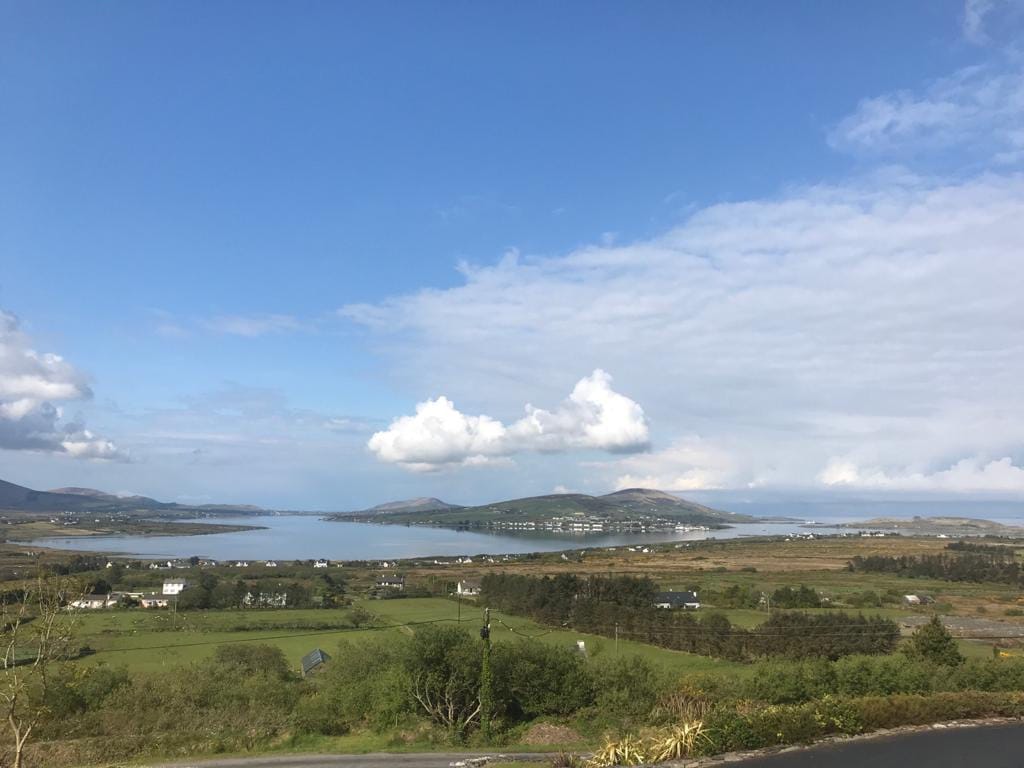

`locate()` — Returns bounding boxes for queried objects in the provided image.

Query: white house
[265,561,278,567]
[68,593,120,610]
[243,591,288,608]
[313,559,329,568]
[904,594,922,605]
[140,594,170,608]
[456,580,481,596]
[162,579,189,596]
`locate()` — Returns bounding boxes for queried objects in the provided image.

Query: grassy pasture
[76,608,395,673]
[364,597,749,676]
[61,534,1024,676]
[74,598,749,678]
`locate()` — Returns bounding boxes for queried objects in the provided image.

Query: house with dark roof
[376,574,405,590]
[456,580,481,596]
[301,648,331,676]
[654,590,700,609]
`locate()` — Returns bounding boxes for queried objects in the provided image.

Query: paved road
[731,723,1024,768]
[149,752,549,768]
[146,723,1024,768]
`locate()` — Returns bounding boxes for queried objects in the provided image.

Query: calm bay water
[26,515,844,561]
[26,499,1024,561]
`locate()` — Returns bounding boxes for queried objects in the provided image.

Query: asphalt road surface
[731,722,1024,768]
[149,753,548,768]
[148,723,1024,768]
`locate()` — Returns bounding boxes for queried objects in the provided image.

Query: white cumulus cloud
[368,370,649,471]
[0,310,126,460]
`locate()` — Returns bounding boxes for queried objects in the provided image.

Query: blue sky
[2,1,1023,508]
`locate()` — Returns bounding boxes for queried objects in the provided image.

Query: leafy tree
[404,625,482,739]
[907,616,964,666]
[176,586,211,610]
[1,573,84,768]
[88,579,112,595]
[492,641,594,719]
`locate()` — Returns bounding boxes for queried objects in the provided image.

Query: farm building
[654,590,701,609]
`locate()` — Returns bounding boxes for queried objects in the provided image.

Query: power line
[496,617,555,638]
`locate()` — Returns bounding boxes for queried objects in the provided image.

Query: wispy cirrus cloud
[963,0,1024,45]
[201,313,305,337]
[344,171,1024,494]
[149,310,311,339]
[827,62,1024,164]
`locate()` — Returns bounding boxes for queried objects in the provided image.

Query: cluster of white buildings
[68,578,191,611]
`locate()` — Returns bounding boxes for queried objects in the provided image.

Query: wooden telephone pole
[480,607,493,741]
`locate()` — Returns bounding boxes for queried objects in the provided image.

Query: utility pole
[615,622,620,655]
[479,607,493,742]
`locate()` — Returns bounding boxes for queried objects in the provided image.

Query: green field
[76,598,748,678]
[361,597,748,676]
[76,595,997,676]
[77,608,395,673]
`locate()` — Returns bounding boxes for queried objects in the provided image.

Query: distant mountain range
[1,475,753,528]
[338,487,754,526]
[0,478,264,515]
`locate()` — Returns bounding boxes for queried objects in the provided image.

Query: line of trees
[848,550,1023,584]
[946,541,1019,554]
[480,574,899,661]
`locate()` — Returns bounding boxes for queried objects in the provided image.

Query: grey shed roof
[301,648,331,675]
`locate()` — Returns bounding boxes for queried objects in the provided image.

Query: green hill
[339,488,753,527]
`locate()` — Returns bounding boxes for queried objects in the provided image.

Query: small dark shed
[301,647,331,676]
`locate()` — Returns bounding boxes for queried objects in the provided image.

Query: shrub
[832,655,933,697]
[586,733,647,767]
[591,656,662,722]
[746,660,836,704]
[852,691,1024,729]
[647,721,710,762]
[492,640,594,718]
[291,692,349,735]
[316,637,414,730]
[905,616,964,666]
